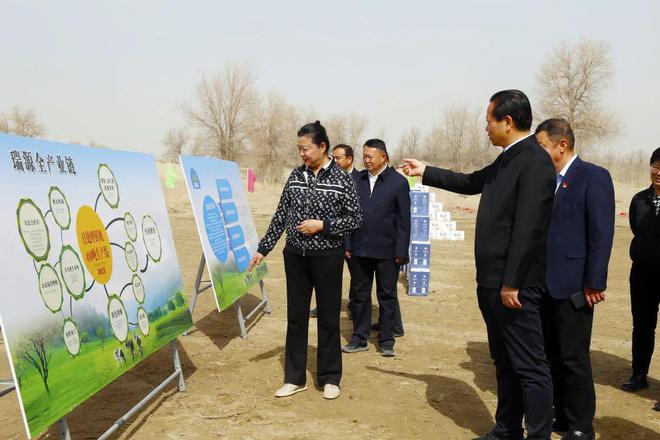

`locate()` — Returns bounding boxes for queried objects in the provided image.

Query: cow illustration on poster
[180,155,268,313]
[0,133,192,438]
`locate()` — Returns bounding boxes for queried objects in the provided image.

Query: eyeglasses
[651,166,660,174]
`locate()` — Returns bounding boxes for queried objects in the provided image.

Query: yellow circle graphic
[76,205,113,284]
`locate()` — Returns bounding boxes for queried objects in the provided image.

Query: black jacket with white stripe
[257,158,363,257]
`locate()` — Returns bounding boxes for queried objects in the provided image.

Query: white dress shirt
[368,165,386,194]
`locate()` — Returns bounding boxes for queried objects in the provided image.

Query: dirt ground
[1,171,660,440]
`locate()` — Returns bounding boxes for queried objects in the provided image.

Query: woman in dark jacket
[249,121,362,400]
[621,147,660,396]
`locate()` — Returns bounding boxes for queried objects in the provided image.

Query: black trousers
[351,256,400,348]
[283,248,343,386]
[630,262,660,375]
[347,257,404,334]
[477,286,553,440]
[541,293,595,434]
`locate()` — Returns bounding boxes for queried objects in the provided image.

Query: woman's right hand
[248,252,265,272]
[402,158,427,177]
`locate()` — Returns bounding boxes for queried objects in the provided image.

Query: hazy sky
[2,1,659,156]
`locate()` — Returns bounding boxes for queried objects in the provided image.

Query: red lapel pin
[562,181,568,189]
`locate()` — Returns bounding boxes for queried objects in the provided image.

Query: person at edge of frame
[621,147,660,413]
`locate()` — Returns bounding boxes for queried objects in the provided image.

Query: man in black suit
[403,90,556,440]
[536,119,615,440]
[342,139,411,357]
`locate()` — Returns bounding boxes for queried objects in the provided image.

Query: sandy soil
[1,169,659,440]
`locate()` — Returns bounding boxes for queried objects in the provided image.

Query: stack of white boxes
[415,183,465,241]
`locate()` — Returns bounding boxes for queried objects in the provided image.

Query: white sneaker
[275,383,307,398]
[323,384,341,400]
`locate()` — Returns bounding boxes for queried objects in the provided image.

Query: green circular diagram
[137,307,149,336]
[62,318,81,357]
[59,245,86,300]
[132,274,145,304]
[38,263,63,313]
[141,215,162,262]
[107,295,129,343]
[97,164,120,209]
[124,241,139,273]
[17,198,51,262]
[124,212,137,242]
[48,186,71,230]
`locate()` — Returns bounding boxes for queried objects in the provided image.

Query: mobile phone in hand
[570,290,587,310]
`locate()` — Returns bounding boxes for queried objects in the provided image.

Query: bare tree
[249,92,301,182]
[536,40,618,151]
[162,128,189,163]
[186,64,256,161]
[393,126,422,164]
[0,107,46,137]
[20,333,52,394]
[324,113,368,161]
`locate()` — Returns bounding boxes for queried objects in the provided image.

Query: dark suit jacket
[546,156,615,299]
[346,166,411,259]
[629,186,660,265]
[422,135,556,289]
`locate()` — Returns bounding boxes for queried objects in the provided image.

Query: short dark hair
[651,147,660,165]
[489,90,533,131]
[535,118,575,150]
[297,120,330,154]
[363,139,388,159]
[333,144,353,159]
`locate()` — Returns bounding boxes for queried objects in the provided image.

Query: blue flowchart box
[216,178,233,200]
[227,224,246,249]
[233,246,250,272]
[220,201,239,224]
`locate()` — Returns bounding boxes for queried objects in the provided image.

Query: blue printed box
[411,216,430,242]
[408,270,430,296]
[410,243,431,269]
[410,191,430,217]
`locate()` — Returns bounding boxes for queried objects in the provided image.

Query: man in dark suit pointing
[536,119,615,440]
[403,90,556,440]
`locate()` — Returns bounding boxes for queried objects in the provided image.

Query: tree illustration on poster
[0,134,192,438]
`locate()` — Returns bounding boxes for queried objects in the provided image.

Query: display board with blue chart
[180,155,267,311]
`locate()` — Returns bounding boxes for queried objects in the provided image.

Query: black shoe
[561,431,595,440]
[653,401,660,411]
[380,346,395,357]
[341,342,368,353]
[621,373,649,392]
[310,308,317,318]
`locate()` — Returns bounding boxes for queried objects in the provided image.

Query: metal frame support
[96,340,185,440]
[0,378,15,398]
[188,254,270,339]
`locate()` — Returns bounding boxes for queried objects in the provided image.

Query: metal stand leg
[184,255,212,336]
[59,417,71,440]
[97,339,186,440]
[0,379,15,397]
[260,280,271,314]
[236,301,248,339]
[172,341,185,392]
